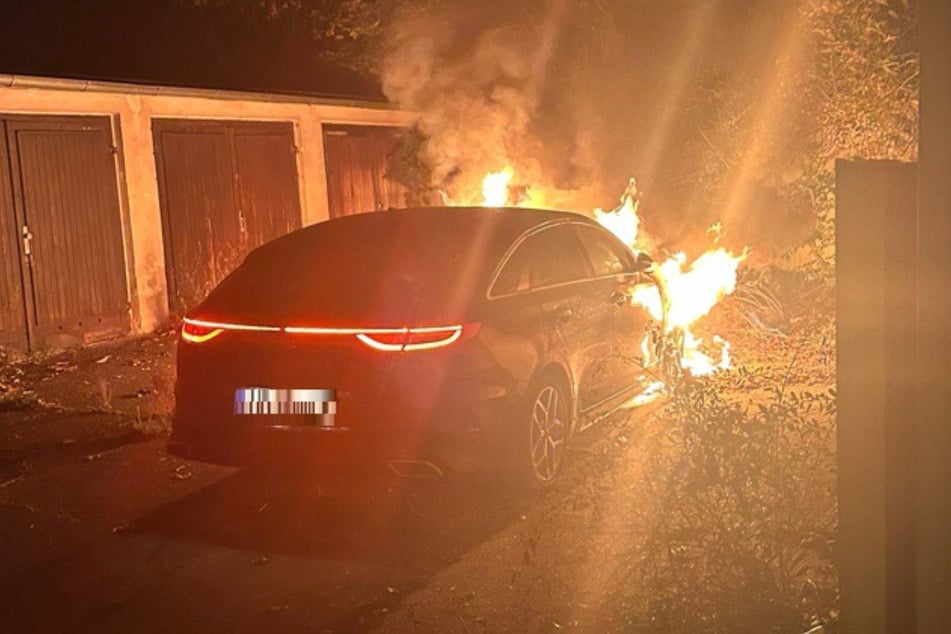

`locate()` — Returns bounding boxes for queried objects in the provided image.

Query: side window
[573,224,634,277]
[491,225,591,296]
[491,240,532,295]
[528,225,591,287]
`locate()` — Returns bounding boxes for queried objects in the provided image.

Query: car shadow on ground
[134,466,531,571]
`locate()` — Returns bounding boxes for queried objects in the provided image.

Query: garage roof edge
[0,73,408,113]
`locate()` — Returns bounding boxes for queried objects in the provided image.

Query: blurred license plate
[234,388,336,427]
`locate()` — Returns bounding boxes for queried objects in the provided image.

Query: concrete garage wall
[0,75,416,338]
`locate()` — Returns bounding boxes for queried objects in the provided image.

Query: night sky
[0,0,385,100]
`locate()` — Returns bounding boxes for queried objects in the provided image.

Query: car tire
[510,376,571,490]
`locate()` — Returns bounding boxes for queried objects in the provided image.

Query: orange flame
[481,168,514,207]
[594,195,640,249]
[472,167,745,379]
[595,188,746,378]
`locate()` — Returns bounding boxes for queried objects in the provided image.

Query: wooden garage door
[152,120,302,315]
[323,125,408,218]
[0,116,129,353]
[0,127,27,352]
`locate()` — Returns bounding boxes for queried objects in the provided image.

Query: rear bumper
[170,335,521,475]
[168,396,514,476]
[168,425,378,473]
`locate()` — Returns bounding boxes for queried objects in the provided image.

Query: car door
[510,223,620,422]
[572,223,658,420]
[486,223,607,420]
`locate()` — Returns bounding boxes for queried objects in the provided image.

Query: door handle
[609,291,629,306]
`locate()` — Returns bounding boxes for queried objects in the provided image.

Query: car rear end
[168,209,518,476]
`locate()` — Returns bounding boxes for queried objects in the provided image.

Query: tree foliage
[191,0,386,39]
[670,0,917,271]
[184,0,395,69]
[805,0,918,162]
[795,0,917,276]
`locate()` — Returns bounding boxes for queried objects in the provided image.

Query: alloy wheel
[529,385,567,483]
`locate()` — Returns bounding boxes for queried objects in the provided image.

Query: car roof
[249,206,603,271]
[198,206,601,324]
[295,206,594,244]
[388,206,590,226]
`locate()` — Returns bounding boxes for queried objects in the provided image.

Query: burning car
[168,207,671,487]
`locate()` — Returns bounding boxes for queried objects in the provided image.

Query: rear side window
[492,239,533,294]
[491,225,592,295]
[573,224,634,277]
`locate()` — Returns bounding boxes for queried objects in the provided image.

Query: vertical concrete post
[836,160,918,634]
[916,0,951,631]
[118,95,170,333]
[298,106,331,227]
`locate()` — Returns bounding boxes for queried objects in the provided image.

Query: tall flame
[596,193,746,377]
[594,195,640,249]
[473,167,745,380]
[630,249,744,331]
[481,168,514,207]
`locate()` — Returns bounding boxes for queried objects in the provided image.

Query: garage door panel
[323,125,408,218]
[153,119,303,316]
[16,128,127,329]
[5,117,129,349]
[234,129,302,248]
[154,128,240,313]
[0,123,27,351]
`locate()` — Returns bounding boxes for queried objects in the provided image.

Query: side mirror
[633,251,654,273]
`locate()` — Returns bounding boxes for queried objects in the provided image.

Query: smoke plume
[380,0,849,258]
[381,0,613,210]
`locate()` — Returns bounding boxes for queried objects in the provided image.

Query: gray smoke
[379,1,831,258]
[381,0,613,210]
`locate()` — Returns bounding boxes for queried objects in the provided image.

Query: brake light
[354,330,408,351]
[356,325,476,352]
[181,321,223,343]
[181,317,281,343]
[182,318,478,351]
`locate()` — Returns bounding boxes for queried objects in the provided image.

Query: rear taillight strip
[284,326,407,335]
[403,327,464,351]
[182,318,466,352]
[354,333,405,352]
[355,326,464,352]
[181,326,224,344]
[183,317,281,333]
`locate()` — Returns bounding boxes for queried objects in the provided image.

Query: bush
[630,372,837,633]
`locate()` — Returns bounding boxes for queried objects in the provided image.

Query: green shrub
[631,374,837,633]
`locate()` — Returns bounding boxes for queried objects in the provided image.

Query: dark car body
[168,207,665,483]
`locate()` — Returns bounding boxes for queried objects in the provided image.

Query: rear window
[204,211,511,322]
